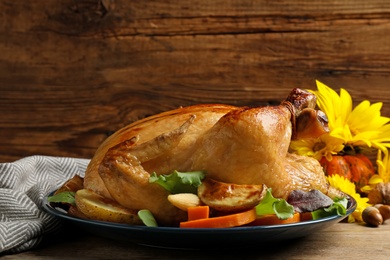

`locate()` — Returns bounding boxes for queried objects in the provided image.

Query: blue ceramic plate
[43,191,356,249]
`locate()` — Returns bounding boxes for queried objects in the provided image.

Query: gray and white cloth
[0,155,89,254]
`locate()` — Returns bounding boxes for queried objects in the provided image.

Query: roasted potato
[198,178,267,212]
[75,189,142,225]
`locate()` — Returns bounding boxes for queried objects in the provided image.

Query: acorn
[378,204,390,222]
[362,206,383,227]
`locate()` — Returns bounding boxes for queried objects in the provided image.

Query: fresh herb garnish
[255,188,295,219]
[47,191,76,206]
[311,197,348,220]
[149,170,205,194]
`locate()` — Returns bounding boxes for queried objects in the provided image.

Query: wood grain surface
[4,222,390,259]
[1,0,390,162]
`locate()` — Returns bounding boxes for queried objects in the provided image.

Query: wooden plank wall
[1,0,390,162]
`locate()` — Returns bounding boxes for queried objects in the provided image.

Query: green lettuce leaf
[47,191,76,206]
[149,170,205,194]
[311,197,348,220]
[255,189,295,219]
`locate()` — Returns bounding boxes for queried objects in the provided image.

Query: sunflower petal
[339,88,352,123]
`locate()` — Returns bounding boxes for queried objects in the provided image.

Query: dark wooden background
[1,0,390,163]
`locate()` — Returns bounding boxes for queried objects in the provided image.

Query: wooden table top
[4,222,390,259]
[2,0,390,163]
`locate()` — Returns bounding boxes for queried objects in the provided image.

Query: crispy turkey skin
[84,88,332,226]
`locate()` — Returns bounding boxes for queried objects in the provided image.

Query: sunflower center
[313,142,326,152]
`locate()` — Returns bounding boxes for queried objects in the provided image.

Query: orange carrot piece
[187,206,210,221]
[248,212,300,226]
[180,208,256,228]
[300,212,313,222]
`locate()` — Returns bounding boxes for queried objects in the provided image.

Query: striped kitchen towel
[0,155,89,254]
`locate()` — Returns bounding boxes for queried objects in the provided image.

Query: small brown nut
[368,182,390,205]
[362,206,383,227]
[378,205,390,222]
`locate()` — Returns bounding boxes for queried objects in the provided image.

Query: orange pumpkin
[320,154,375,192]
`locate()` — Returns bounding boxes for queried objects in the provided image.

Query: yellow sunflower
[327,174,371,222]
[362,149,390,193]
[310,80,390,151]
[289,133,344,161]
[376,149,390,183]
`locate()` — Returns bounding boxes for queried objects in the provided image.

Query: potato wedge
[75,189,142,225]
[198,178,267,212]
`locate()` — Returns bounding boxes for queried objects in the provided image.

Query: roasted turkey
[83,88,337,226]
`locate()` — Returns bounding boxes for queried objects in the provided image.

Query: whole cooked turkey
[84,88,339,226]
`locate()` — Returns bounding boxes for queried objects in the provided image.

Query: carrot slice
[248,212,300,226]
[300,212,313,222]
[180,208,256,228]
[187,206,210,221]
